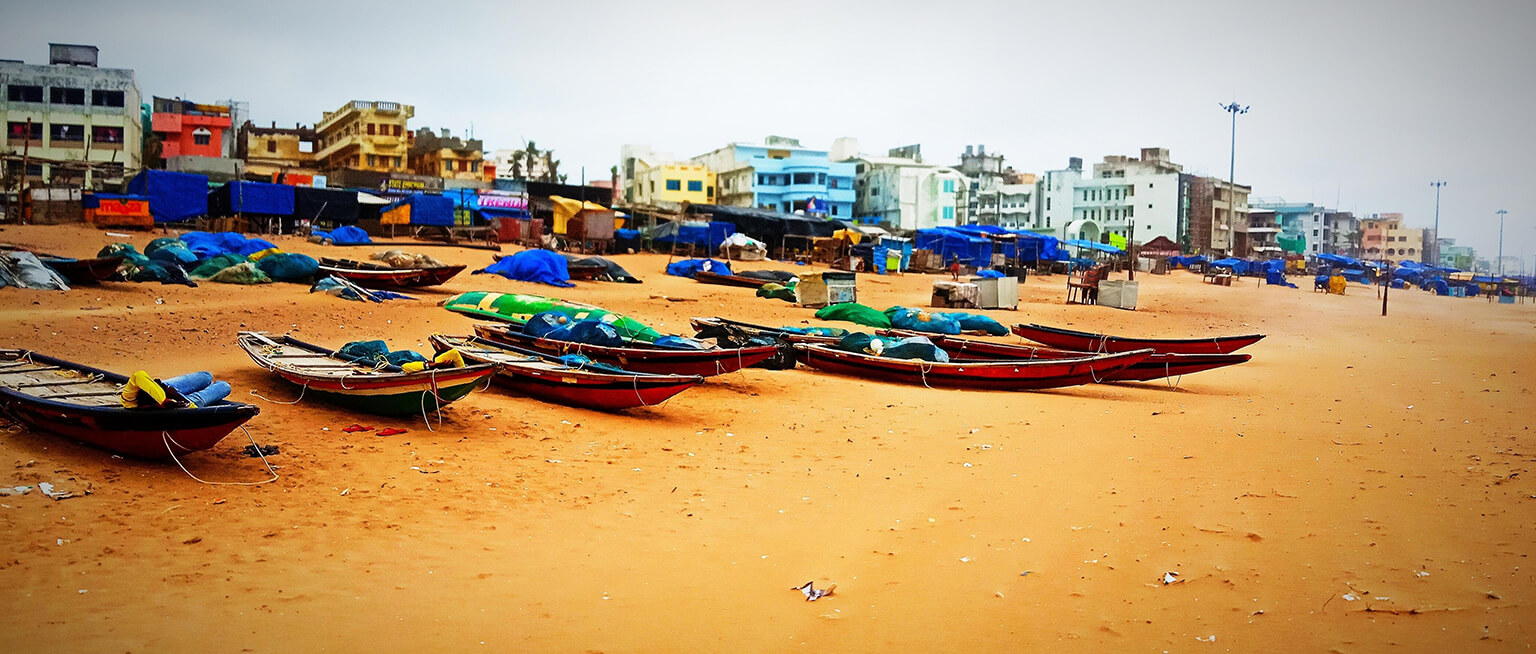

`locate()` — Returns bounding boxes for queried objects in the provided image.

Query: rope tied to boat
[418,367,445,432]
[163,426,279,486]
[1161,361,1185,390]
[249,382,307,405]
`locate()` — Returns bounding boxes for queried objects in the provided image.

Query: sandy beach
[1,223,1532,652]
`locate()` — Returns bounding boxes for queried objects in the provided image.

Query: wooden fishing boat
[0,349,259,459]
[473,323,778,377]
[693,270,774,289]
[237,332,495,416]
[429,334,703,410]
[689,317,839,343]
[1012,323,1266,355]
[791,344,1154,391]
[1,245,122,284]
[317,257,466,289]
[890,332,1252,382]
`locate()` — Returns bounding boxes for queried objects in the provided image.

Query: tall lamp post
[1219,101,1249,256]
[1430,180,1446,264]
[1496,209,1507,276]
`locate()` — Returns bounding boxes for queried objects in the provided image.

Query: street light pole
[1219,101,1249,256]
[1496,210,1510,276]
[1430,180,1446,264]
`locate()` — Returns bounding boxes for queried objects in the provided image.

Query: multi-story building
[619,145,716,206]
[1437,238,1475,270]
[1183,175,1245,256]
[314,100,414,173]
[237,121,318,182]
[1037,148,1186,245]
[409,127,483,184]
[692,136,854,218]
[1,43,141,187]
[1324,210,1358,256]
[844,145,967,230]
[1240,209,1282,257]
[998,176,1037,230]
[151,96,231,159]
[1360,213,1425,261]
[956,144,1006,224]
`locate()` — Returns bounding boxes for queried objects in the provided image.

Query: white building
[998,180,1036,230]
[846,146,967,230]
[1,43,142,188]
[1037,148,1185,244]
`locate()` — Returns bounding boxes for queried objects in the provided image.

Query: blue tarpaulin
[473,249,573,287]
[329,225,372,245]
[210,181,295,216]
[665,258,732,278]
[127,170,208,223]
[652,221,734,250]
[1167,255,1209,267]
[1064,239,1125,255]
[915,228,992,267]
[383,193,455,226]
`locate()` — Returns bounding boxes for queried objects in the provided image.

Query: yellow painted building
[238,122,318,179]
[314,100,414,173]
[408,127,484,182]
[633,162,716,205]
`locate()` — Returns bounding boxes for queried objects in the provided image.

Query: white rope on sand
[249,382,307,405]
[163,426,279,486]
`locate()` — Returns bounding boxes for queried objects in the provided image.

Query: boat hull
[474,324,776,377]
[238,333,496,416]
[694,270,771,288]
[0,350,258,459]
[902,333,1253,382]
[318,261,465,289]
[1011,323,1265,355]
[430,335,703,410]
[41,256,123,284]
[792,344,1152,391]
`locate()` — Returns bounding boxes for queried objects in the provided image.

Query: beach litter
[38,482,84,500]
[1196,635,1217,643]
[243,444,279,458]
[0,485,31,496]
[1162,572,1181,585]
[793,581,835,602]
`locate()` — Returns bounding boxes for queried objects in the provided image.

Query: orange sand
[0,223,1532,651]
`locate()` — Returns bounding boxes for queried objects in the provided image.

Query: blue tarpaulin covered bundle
[1166,255,1209,268]
[523,312,626,347]
[256,252,319,282]
[209,181,296,216]
[665,258,732,278]
[325,225,373,245]
[885,307,963,335]
[145,237,197,266]
[127,170,209,223]
[474,249,573,287]
[1263,260,1297,288]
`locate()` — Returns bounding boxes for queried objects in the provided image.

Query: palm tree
[521,141,538,181]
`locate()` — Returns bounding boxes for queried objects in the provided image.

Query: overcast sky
[7,0,1533,264]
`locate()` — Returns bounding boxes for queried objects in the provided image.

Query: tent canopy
[127,170,208,223]
[209,181,295,217]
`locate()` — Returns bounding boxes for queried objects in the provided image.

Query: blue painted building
[693,137,856,219]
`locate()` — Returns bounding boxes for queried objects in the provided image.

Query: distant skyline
[4,0,1533,261]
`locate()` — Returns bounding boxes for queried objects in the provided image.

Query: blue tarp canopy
[943,225,1061,262]
[1167,255,1209,267]
[127,170,208,223]
[1063,239,1125,255]
[916,228,993,267]
[209,181,295,216]
[652,220,733,250]
[384,193,455,226]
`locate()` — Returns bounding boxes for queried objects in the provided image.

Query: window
[192,127,212,146]
[367,123,376,135]
[91,90,125,107]
[792,172,816,185]
[871,187,879,197]
[943,206,954,220]
[367,154,377,167]
[1313,229,1319,237]
[267,139,277,153]
[707,186,714,198]
[943,179,955,193]
[471,161,480,172]
[687,180,702,192]
[817,173,826,185]
[7,121,43,142]
[392,124,401,136]
[444,161,453,172]
[50,87,85,105]
[49,123,84,143]
[831,205,838,216]
[91,126,123,144]
[393,156,401,168]
[7,84,43,102]
[665,179,681,191]
[757,175,767,185]
[459,160,468,172]
[650,181,655,193]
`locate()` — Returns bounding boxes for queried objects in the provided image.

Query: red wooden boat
[473,323,778,377]
[0,349,259,459]
[694,270,773,289]
[891,332,1251,382]
[318,257,466,289]
[791,343,1153,391]
[429,334,703,410]
[1012,323,1265,355]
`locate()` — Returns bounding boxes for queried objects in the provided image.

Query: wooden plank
[0,366,63,375]
[10,377,99,389]
[39,389,122,399]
